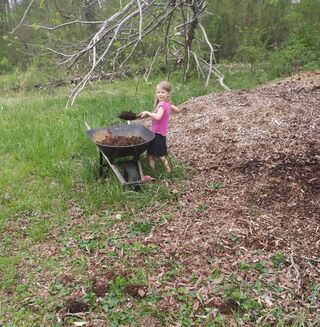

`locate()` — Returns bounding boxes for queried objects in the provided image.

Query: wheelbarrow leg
[99,151,107,179]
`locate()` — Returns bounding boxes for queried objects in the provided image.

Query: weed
[128,221,152,236]
[268,284,285,294]
[0,256,21,289]
[229,234,242,243]
[78,237,100,253]
[27,220,51,242]
[224,286,261,313]
[271,251,286,268]
[209,268,222,281]
[253,260,268,273]
[207,182,224,190]
[197,203,207,212]
[239,262,251,271]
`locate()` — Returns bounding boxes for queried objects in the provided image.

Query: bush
[234,46,267,64]
[0,57,13,74]
[265,42,319,77]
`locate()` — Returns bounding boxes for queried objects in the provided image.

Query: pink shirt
[151,101,171,136]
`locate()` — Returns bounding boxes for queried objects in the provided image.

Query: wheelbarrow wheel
[123,162,140,183]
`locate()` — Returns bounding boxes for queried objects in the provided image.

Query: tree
[0,0,11,34]
[11,0,229,106]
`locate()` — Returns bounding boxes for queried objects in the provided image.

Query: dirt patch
[90,272,115,297]
[59,273,75,286]
[124,284,147,298]
[91,281,109,297]
[65,298,89,313]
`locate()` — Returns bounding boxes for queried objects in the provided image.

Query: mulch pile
[138,71,320,323]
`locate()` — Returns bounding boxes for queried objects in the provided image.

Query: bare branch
[67,2,150,106]
[199,22,230,90]
[24,20,105,31]
[144,46,161,82]
[14,0,230,105]
[10,0,35,34]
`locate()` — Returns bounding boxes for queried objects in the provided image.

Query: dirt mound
[139,71,320,323]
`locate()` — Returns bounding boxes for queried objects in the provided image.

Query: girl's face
[156,87,170,102]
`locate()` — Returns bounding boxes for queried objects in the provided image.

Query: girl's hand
[140,111,149,119]
[171,104,180,113]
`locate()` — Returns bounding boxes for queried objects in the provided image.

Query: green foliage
[206,0,320,76]
[128,221,152,236]
[1,0,318,85]
[0,56,13,74]
[0,256,21,289]
[224,286,261,312]
[235,45,267,64]
[271,251,286,268]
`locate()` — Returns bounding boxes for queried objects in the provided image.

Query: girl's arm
[140,106,164,121]
[171,104,180,113]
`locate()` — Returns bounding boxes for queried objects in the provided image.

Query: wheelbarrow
[86,122,155,187]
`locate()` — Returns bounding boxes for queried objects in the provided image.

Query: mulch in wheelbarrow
[97,132,145,146]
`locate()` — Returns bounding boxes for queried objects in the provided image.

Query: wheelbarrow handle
[85,121,91,130]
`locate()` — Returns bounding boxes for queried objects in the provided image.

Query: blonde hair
[154,81,172,107]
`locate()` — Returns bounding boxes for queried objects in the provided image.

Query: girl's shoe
[143,175,155,181]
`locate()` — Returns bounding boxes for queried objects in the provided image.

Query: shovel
[118,111,142,122]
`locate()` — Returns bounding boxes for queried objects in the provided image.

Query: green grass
[0,75,193,326]
[1,70,319,326]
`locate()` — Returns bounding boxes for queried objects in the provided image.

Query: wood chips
[138,71,320,322]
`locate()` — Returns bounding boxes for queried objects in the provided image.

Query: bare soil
[124,284,147,298]
[65,298,89,313]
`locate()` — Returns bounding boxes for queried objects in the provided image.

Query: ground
[136,71,320,325]
[4,72,319,326]
[65,71,319,326]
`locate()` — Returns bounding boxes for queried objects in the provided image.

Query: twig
[299,256,320,263]
[289,251,301,290]
[24,20,104,31]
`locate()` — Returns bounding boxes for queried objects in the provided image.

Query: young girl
[140,81,179,173]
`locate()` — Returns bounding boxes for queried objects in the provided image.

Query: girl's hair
[154,81,172,106]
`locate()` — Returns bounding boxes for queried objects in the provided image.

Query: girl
[140,81,179,173]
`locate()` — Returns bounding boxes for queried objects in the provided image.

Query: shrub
[234,46,267,64]
[0,57,14,74]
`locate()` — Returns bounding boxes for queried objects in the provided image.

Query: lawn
[0,75,215,325]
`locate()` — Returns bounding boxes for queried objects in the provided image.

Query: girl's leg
[159,156,171,173]
[148,155,156,169]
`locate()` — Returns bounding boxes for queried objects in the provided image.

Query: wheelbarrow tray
[86,123,155,160]
[86,123,155,187]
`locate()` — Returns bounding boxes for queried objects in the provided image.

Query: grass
[1,68,319,326]
[0,74,195,326]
